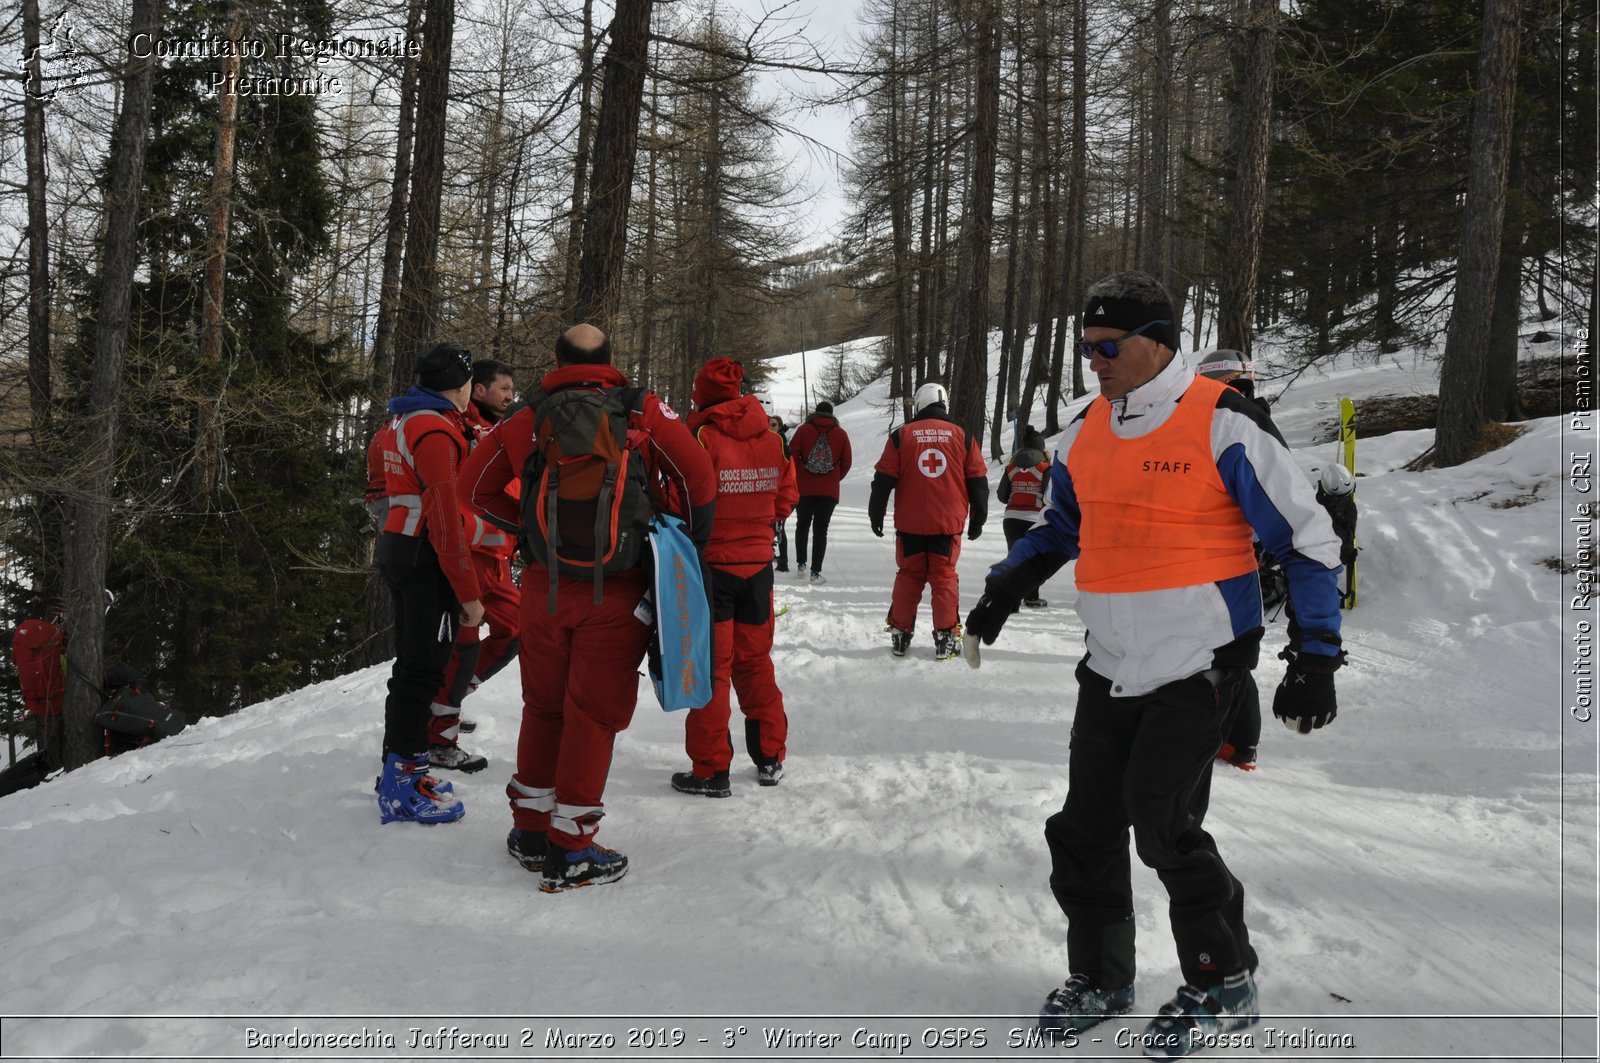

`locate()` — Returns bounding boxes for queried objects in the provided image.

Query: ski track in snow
[0,339,1593,1062]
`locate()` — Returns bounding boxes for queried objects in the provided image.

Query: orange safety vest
[1068,375,1256,593]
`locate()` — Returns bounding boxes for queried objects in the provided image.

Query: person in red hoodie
[671,358,799,798]
[373,344,484,825]
[425,359,522,773]
[785,401,852,583]
[459,324,716,892]
[868,382,988,660]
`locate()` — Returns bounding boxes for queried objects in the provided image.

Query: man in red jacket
[672,358,798,797]
[459,324,717,892]
[868,382,988,660]
[373,343,484,825]
[786,401,851,583]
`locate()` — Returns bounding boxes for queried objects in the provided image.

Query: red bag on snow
[11,619,65,718]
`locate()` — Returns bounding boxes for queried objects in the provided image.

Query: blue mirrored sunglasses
[1075,319,1171,360]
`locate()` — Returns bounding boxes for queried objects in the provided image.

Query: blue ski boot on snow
[1138,970,1259,1059]
[1039,974,1135,1033]
[377,752,465,824]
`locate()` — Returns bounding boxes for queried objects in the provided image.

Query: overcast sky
[726,0,863,247]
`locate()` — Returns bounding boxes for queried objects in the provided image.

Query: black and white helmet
[1318,464,1354,496]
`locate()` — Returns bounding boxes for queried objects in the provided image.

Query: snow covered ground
[1,332,1594,1062]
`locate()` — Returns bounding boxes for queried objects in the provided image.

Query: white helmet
[1318,464,1354,496]
[913,381,948,413]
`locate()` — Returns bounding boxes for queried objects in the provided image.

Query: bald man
[460,324,718,892]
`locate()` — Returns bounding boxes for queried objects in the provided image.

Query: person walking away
[671,359,798,797]
[786,402,851,583]
[963,272,1346,1057]
[459,324,716,892]
[374,344,485,825]
[769,414,792,572]
[426,359,522,772]
[998,425,1052,608]
[868,382,987,661]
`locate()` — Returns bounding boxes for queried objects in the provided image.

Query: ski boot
[1138,971,1259,1059]
[540,843,629,892]
[1039,974,1135,1033]
[506,828,547,873]
[671,769,732,798]
[428,744,488,773]
[377,752,465,824]
[933,626,962,661]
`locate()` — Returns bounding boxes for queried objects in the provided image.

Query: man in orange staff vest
[964,272,1346,1055]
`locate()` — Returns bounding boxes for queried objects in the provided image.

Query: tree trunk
[574,0,655,331]
[1146,0,1174,293]
[887,9,914,406]
[1045,0,1087,429]
[1216,0,1277,357]
[61,0,162,770]
[561,0,597,320]
[949,0,1000,435]
[1484,233,1523,420]
[370,0,425,406]
[1019,0,1056,434]
[196,6,243,500]
[393,0,456,375]
[22,0,51,437]
[1436,0,1522,466]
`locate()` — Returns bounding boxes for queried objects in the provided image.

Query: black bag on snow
[94,686,187,739]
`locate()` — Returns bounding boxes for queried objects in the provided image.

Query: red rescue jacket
[379,404,482,604]
[872,409,988,535]
[689,395,798,573]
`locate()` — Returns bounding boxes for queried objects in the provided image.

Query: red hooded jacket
[689,394,798,573]
[788,414,852,500]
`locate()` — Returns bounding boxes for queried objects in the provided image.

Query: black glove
[1272,649,1341,734]
[965,588,1021,646]
[871,519,884,538]
[967,521,983,541]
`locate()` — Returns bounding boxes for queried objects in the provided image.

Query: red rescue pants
[430,552,520,747]
[888,533,961,633]
[507,566,650,851]
[684,565,787,776]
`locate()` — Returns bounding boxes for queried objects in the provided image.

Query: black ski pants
[794,495,838,574]
[1002,518,1044,599]
[1045,659,1257,991]
[1224,673,1262,753]
[377,532,460,756]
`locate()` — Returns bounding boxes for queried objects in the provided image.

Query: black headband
[1082,294,1178,351]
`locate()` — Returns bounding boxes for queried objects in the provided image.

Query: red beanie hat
[693,357,744,409]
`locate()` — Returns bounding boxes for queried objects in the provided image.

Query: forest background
[0,0,1592,767]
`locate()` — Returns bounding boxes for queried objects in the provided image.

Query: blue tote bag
[645,514,713,712]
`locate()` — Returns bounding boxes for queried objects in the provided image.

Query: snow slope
[1,335,1594,1062]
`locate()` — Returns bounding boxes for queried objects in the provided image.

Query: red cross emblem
[918,448,947,478]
